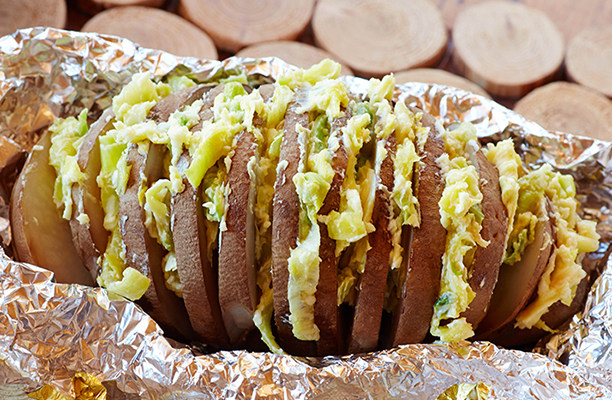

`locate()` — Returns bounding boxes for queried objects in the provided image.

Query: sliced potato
[475,201,553,340]
[69,108,113,280]
[121,142,194,339]
[389,110,447,347]
[119,86,209,339]
[217,86,277,345]
[11,131,94,286]
[314,113,348,356]
[173,153,229,347]
[218,130,259,343]
[171,85,229,346]
[492,269,591,348]
[347,129,393,355]
[271,96,317,357]
[460,149,508,328]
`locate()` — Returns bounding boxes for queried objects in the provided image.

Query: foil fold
[1,28,612,399]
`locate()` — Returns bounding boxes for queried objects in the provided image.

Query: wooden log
[312,0,447,78]
[394,68,490,98]
[521,0,612,42]
[178,0,315,53]
[0,0,66,37]
[76,0,164,16]
[566,26,612,99]
[452,1,564,98]
[432,0,612,43]
[514,82,612,141]
[236,41,354,76]
[81,6,218,60]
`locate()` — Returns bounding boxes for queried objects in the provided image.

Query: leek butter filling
[383,101,429,312]
[483,139,522,251]
[431,122,488,343]
[287,73,350,341]
[95,74,197,301]
[48,109,88,221]
[252,83,294,354]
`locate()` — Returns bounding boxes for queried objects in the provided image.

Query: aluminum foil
[1,27,612,400]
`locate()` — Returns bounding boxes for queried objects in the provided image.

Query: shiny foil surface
[1,28,612,399]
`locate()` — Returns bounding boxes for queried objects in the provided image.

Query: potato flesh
[70,109,113,279]
[11,132,94,286]
[80,130,110,255]
[476,209,553,338]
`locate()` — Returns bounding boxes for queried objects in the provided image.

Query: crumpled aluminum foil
[1,27,612,400]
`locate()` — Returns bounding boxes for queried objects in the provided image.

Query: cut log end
[76,0,165,15]
[394,68,490,98]
[82,6,218,60]
[179,0,315,53]
[0,0,66,38]
[514,82,612,142]
[236,41,354,76]
[566,26,612,99]
[452,1,564,98]
[312,0,447,77]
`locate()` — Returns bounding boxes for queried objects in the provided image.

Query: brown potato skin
[11,131,94,286]
[460,150,508,328]
[389,110,447,347]
[218,130,258,343]
[69,108,113,280]
[489,230,602,348]
[271,96,316,357]
[172,85,229,347]
[121,142,193,340]
[149,84,216,122]
[314,113,348,357]
[492,268,592,348]
[119,86,210,340]
[172,153,229,347]
[475,201,553,340]
[347,134,394,355]
[218,84,276,345]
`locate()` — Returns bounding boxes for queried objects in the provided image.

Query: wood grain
[394,68,490,98]
[82,6,218,60]
[0,0,66,37]
[76,0,164,15]
[432,0,612,42]
[178,0,315,52]
[236,41,354,76]
[312,0,447,77]
[566,26,612,99]
[452,1,564,98]
[514,82,612,141]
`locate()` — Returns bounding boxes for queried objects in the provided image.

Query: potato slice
[475,203,553,340]
[272,96,317,356]
[171,84,229,347]
[389,110,447,346]
[460,149,508,328]
[314,112,348,356]
[218,130,259,343]
[492,268,591,348]
[218,86,278,345]
[347,130,393,355]
[69,108,113,280]
[11,131,94,286]
[121,141,193,339]
[120,86,208,339]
